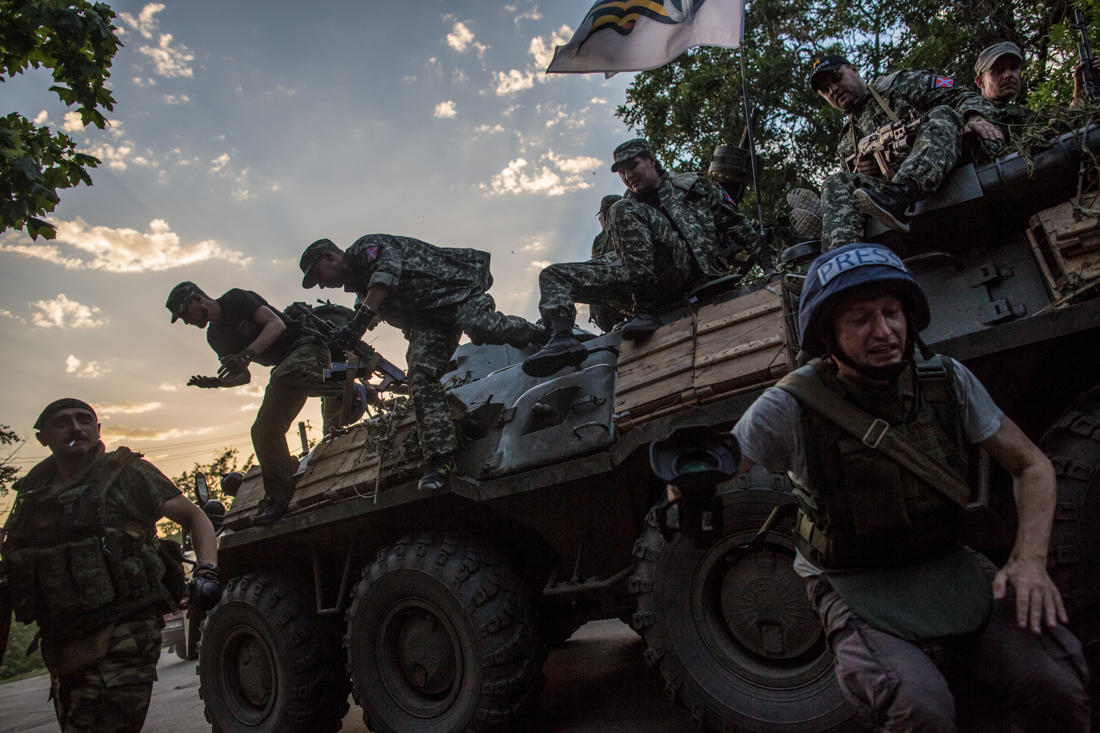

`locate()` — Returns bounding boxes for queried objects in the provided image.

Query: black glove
[334,306,375,350]
[187,375,221,388]
[217,348,255,379]
[188,564,223,613]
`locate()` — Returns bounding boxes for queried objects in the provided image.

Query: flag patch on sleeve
[363,245,379,262]
[930,75,955,89]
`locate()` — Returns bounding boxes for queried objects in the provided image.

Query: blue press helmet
[798,243,930,356]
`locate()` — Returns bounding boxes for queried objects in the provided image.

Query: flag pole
[737,45,764,237]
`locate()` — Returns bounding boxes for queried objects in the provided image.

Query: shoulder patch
[362,245,379,262]
[930,75,955,89]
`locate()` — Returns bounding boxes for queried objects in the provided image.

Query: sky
[0,1,639,489]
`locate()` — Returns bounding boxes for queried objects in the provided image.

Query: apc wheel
[198,573,351,733]
[345,533,546,733]
[1041,387,1100,677]
[630,489,860,732]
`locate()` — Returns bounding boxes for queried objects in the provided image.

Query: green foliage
[0,0,122,239]
[0,425,25,498]
[0,620,46,681]
[616,0,1097,223]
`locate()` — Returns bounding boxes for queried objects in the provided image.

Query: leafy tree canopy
[0,0,121,240]
[158,447,254,540]
[616,0,1099,224]
[0,424,25,497]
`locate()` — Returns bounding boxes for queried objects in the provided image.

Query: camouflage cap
[300,238,341,288]
[166,281,201,323]
[974,41,1022,74]
[809,53,851,90]
[611,139,652,172]
[599,194,622,216]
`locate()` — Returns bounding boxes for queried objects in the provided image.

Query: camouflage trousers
[539,201,705,322]
[820,105,962,250]
[252,338,348,503]
[46,615,161,733]
[405,292,543,462]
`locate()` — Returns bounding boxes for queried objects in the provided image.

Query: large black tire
[198,573,351,733]
[630,488,861,732]
[345,533,547,733]
[1041,387,1100,679]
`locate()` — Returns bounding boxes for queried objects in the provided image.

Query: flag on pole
[546,0,745,74]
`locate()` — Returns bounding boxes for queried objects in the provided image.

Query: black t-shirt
[206,289,299,366]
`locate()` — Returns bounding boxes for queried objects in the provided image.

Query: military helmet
[798,243,929,356]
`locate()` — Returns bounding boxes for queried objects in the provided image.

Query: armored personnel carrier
[197,124,1100,733]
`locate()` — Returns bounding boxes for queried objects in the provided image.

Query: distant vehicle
[198,125,1100,732]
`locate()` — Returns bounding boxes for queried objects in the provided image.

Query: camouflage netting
[358,396,421,479]
[1006,102,1100,194]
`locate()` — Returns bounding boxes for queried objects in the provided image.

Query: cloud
[446,21,487,56]
[528,259,551,270]
[452,69,468,85]
[492,69,535,95]
[133,76,157,87]
[119,3,164,39]
[31,294,106,329]
[101,425,214,442]
[81,140,158,171]
[159,382,179,392]
[66,355,108,379]
[513,6,543,24]
[482,150,601,197]
[162,93,190,105]
[590,97,608,104]
[95,401,162,416]
[0,217,251,272]
[491,26,572,96]
[475,123,506,134]
[61,111,85,132]
[210,153,230,173]
[434,100,457,119]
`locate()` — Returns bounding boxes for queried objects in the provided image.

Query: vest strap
[777,369,972,507]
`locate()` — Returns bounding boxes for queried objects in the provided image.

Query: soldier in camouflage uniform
[811,53,1002,249]
[167,282,360,524]
[0,399,220,733]
[969,42,1032,160]
[299,235,543,491]
[523,139,761,377]
[588,194,631,333]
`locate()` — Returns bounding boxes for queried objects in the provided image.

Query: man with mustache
[0,398,220,733]
[523,138,761,377]
[971,42,1032,152]
[812,53,1000,248]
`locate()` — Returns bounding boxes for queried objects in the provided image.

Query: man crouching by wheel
[0,398,221,733]
[724,244,1089,731]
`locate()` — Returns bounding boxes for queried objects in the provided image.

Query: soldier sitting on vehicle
[811,53,1001,248]
[298,235,545,492]
[720,243,1091,730]
[523,138,761,377]
[0,398,221,733]
[167,282,361,525]
[588,193,632,334]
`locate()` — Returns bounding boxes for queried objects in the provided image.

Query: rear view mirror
[194,473,210,505]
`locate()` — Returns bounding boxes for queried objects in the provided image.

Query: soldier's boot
[417,455,456,491]
[252,493,291,526]
[521,317,588,377]
[621,305,662,341]
[853,183,915,233]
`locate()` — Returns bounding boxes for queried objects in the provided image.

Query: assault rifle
[288,302,407,394]
[1071,9,1100,101]
[854,115,924,179]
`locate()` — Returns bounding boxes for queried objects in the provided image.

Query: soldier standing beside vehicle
[299,235,544,492]
[524,139,761,376]
[167,282,360,525]
[812,53,1001,248]
[0,398,221,733]
[722,244,1090,730]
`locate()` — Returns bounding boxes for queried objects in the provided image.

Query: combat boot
[252,495,290,526]
[853,183,914,233]
[418,456,455,491]
[521,317,588,377]
[621,305,662,341]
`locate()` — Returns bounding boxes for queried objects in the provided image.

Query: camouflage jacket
[591,230,615,260]
[340,234,493,323]
[624,172,760,278]
[987,99,1034,138]
[837,70,997,163]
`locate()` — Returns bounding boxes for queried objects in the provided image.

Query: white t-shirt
[731,357,1004,576]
